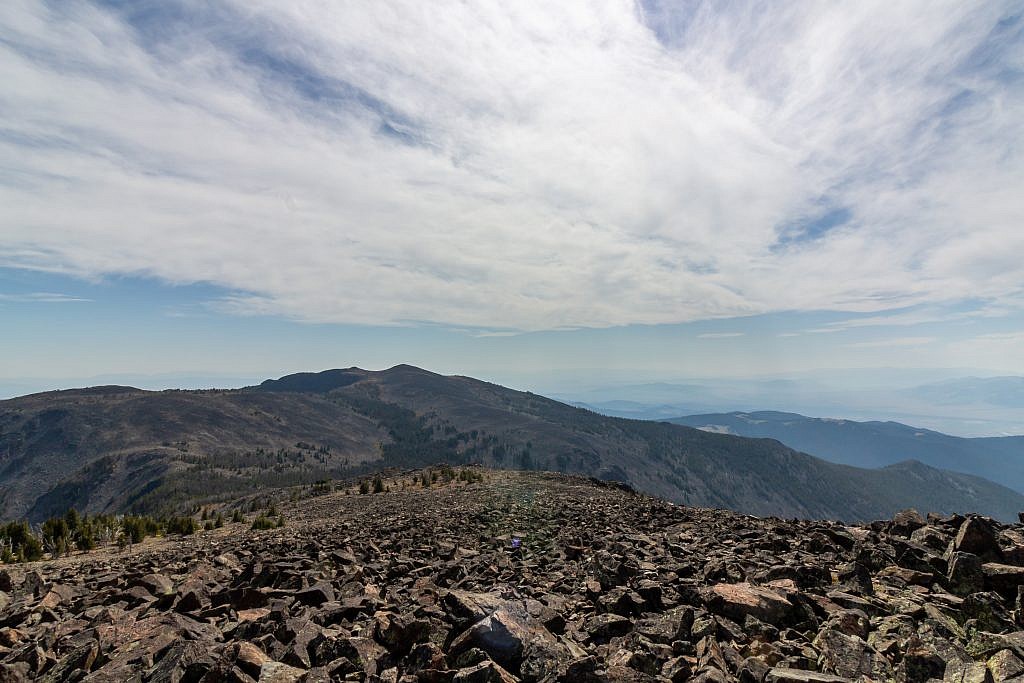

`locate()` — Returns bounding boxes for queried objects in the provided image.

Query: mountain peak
[255,368,367,393]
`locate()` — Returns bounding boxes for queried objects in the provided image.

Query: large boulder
[953,518,1003,562]
[450,605,571,680]
[948,552,985,596]
[983,564,1024,600]
[705,583,793,626]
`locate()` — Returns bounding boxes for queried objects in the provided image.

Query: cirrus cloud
[0,0,1021,331]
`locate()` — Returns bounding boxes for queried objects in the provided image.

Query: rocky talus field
[4,470,1024,682]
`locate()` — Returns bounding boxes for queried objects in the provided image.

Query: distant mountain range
[556,374,1024,436]
[2,366,1023,522]
[669,410,1024,493]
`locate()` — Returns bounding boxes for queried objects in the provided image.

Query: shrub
[372,476,385,494]
[75,527,97,551]
[359,480,370,495]
[251,515,277,531]
[41,516,71,558]
[0,522,43,562]
[165,516,198,536]
[121,516,155,544]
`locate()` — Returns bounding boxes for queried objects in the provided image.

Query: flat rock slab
[706,582,793,625]
[766,669,855,682]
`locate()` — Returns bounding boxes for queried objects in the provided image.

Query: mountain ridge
[669,409,1024,492]
[2,366,1023,523]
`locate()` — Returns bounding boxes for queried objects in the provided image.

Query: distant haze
[3,366,1021,438]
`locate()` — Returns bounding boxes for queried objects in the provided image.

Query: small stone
[0,628,24,648]
[238,608,271,622]
[258,661,306,683]
[135,573,174,597]
[891,509,927,536]
[443,591,505,627]
[452,661,519,683]
[988,648,1024,681]
[813,628,889,679]
[174,588,205,613]
[824,609,870,640]
[585,612,633,640]
[766,669,854,682]
[662,655,692,682]
[295,581,335,606]
[234,641,271,679]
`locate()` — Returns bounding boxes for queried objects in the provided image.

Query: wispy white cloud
[0,292,91,303]
[972,331,1024,342]
[0,1,1021,330]
[845,336,936,349]
[472,331,523,339]
[698,332,745,339]
[821,301,1024,331]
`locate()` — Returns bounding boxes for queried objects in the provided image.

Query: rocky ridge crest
[3,470,1024,682]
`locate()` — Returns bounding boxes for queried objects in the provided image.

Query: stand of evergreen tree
[0,507,211,563]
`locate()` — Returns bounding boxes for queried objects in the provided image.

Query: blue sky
[1,1,1022,396]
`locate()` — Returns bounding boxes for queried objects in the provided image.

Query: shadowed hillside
[1,366,1023,522]
[670,411,1024,492]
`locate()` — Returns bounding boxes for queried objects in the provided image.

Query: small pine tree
[76,528,97,551]
[359,480,370,495]
[166,516,198,536]
[372,476,385,494]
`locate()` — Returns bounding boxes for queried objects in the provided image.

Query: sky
[1,1,1023,401]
